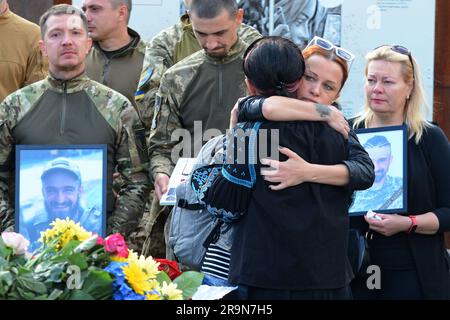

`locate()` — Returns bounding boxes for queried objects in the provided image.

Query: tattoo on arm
[315,103,331,118]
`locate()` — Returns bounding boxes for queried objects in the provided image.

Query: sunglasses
[374,45,415,80]
[306,36,355,66]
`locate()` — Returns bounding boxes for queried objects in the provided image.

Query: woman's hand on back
[260,147,311,190]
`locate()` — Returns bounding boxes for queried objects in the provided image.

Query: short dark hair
[110,0,132,23]
[190,0,238,19]
[39,4,88,39]
[243,36,305,98]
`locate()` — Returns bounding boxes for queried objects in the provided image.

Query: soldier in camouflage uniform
[0,4,149,239]
[82,0,152,251]
[350,135,403,213]
[137,0,261,133]
[143,0,261,258]
[133,0,260,257]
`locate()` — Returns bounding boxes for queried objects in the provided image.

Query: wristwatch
[407,215,418,234]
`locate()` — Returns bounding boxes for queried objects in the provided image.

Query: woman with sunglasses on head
[347,45,450,300]
[233,36,374,197]
[200,36,359,299]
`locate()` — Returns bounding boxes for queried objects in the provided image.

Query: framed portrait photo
[349,125,408,216]
[15,145,107,250]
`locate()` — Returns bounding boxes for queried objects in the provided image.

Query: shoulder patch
[135,68,154,101]
[138,68,154,89]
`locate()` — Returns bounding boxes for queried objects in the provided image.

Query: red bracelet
[407,215,418,234]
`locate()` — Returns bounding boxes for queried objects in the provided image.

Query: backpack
[166,135,225,271]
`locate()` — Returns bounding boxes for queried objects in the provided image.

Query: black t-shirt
[100,36,138,60]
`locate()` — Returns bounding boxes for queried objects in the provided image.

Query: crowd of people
[0,0,449,300]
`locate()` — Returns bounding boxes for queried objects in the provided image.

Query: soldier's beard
[45,198,81,220]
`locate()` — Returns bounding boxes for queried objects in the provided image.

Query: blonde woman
[347,45,450,299]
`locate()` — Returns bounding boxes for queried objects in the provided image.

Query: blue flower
[104,261,146,300]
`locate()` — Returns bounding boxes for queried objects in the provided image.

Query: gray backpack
[167,136,225,271]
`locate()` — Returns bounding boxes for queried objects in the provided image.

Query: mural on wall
[236,0,434,119]
[238,0,341,48]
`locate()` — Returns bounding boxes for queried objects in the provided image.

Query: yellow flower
[39,218,92,250]
[159,282,183,300]
[110,255,127,262]
[126,250,139,262]
[109,255,128,262]
[145,293,161,300]
[122,254,160,295]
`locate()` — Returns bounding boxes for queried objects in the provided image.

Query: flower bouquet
[0,218,203,300]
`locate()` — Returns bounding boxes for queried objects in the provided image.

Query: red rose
[104,233,129,258]
[155,259,182,280]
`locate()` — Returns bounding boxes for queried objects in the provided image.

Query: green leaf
[48,263,66,283]
[17,266,31,276]
[36,262,66,284]
[156,270,171,285]
[0,243,12,259]
[0,256,7,268]
[7,291,21,300]
[16,286,37,300]
[34,260,66,284]
[173,271,204,300]
[58,240,81,257]
[47,289,64,300]
[34,260,55,273]
[67,253,88,270]
[74,235,98,253]
[11,255,28,266]
[68,290,95,300]
[17,276,48,294]
[81,269,113,300]
[0,270,13,287]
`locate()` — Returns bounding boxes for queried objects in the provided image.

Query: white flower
[160,282,183,300]
[1,232,31,256]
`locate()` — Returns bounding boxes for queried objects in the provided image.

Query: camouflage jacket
[0,73,149,235]
[149,38,254,179]
[350,175,404,213]
[137,14,261,136]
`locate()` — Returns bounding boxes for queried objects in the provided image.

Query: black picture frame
[15,145,107,250]
[349,125,408,216]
